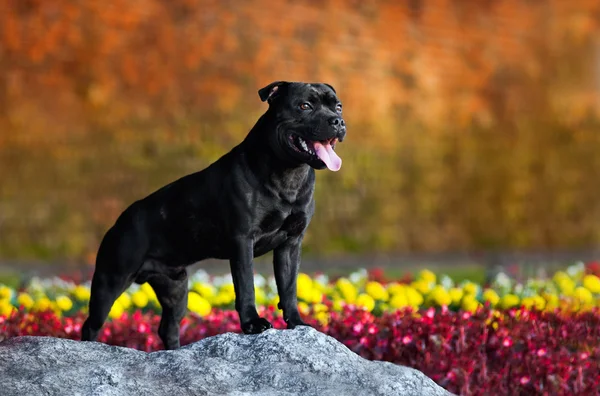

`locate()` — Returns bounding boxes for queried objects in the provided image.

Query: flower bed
[1,262,599,320]
[1,306,598,395]
[1,261,600,395]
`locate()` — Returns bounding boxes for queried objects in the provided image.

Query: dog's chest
[258,210,307,237]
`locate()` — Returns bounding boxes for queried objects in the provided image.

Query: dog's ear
[258,81,287,103]
[324,83,336,94]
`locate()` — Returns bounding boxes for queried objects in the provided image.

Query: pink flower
[402,335,412,345]
[536,348,546,357]
[425,308,435,319]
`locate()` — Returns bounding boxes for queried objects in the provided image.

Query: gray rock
[0,326,452,396]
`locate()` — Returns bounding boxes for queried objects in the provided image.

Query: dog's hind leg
[146,270,188,350]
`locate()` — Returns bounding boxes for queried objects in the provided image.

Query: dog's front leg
[230,237,273,334]
[273,238,309,329]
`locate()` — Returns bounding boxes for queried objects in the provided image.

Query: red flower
[1,306,599,395]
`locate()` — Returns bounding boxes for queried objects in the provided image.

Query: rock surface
[0,326,452,396]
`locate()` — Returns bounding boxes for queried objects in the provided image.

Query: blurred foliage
[0,0,600,262]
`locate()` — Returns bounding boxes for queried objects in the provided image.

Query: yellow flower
[117,293,132,310]
[449,288,464,305]
[0,300,14,317]
[140,283,158,302]
[0,286,13,300]
[315,311,329,326]
[521,297,534,310]
[387,283,405,296]
[187,292,212,316]
[322,284,335,295]
[191,282,216,300]
[255,286,267,306]
[108,301,124,319]
[556,276,575,295]
[531,295,545,310]
[298,301,310,315]
[418,269,436,284]
[336,278,357,304]
[461,295,480,313]
[313,303,328,313]
[332,298,345,312]
[521,295,546,311]
[583,274,600,294]
[131,290,149,308]
[462,282,479,296]
[213,291,234,306]
[297,273,313,301]
[427,285,452,307]
[297,273,313,289]
[553,271,570,284]
[355,293,375,312]
[365,281,389,301]
[220,283,235,296]
[55,295,73,311]
[312,281,326,293]
[17,293,34,310]
[310,289,323,304]
[73,285,91,301]
[482,289,500,307]
[389,293,409,309]
[268,294,280,308]
[498,294,520,309]
[542,292,559,311]
[405,286,424,308]
[541,291,555,301]
[34,297,52,312]
[574,287,593,305]
[411,279,433,295]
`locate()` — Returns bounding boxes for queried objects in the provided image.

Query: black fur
[81,82,346,350]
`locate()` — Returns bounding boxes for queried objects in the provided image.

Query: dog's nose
[329,117,345,128]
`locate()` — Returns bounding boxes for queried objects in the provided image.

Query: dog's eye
[299,102,312,111]
[335,104,343,113]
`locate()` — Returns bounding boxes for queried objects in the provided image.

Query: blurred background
[0,0,599,283]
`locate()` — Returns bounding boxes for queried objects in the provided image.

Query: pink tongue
[313,141,342,171]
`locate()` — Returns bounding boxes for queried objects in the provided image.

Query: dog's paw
[241,317,273,334]
[285,317,311,330]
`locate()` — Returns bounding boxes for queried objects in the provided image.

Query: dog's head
[258,81,346,171]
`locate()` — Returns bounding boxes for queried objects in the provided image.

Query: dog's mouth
[287,134,342,171]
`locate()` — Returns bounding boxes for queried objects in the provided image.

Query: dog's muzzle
[288,135,342,171]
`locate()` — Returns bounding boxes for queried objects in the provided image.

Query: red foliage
[367,267,412,284]
[585,261,600,277]
[1,307,599,396]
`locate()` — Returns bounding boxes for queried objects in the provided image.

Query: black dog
[81,81,346,350]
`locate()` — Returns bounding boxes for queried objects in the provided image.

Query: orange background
[1,0,599,262]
